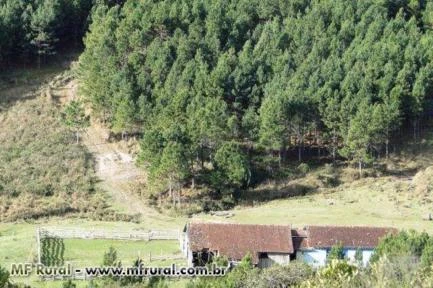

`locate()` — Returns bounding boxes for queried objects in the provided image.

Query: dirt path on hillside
[56,79,175,223]
[81,124,148,215]
[80,117,181,227]
[50,75,148,215]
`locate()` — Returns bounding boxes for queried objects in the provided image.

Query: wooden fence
[36,227,182,265]
[37,227,180,241]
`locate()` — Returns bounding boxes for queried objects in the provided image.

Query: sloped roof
[292,228,308,250]
[187,222,294,264]
[301,226,397,249]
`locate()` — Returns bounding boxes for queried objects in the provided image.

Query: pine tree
[61,100,90,144]
[153,142,190,207]
[214,141,250,189]
[341,102,374,177]
[29,0,61,68]
[259,94,289,166]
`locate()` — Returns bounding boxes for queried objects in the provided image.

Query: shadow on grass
[237,183,316,205]
[0,54,77,111]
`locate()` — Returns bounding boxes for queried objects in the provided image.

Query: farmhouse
[294,226,398,267]
[183,222,396,268]
[182,223,294,267]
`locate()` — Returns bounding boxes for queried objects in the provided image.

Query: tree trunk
[413,120,417,142]
[385,138,389,159]
[298,145,302,162]
[332,129,336,164]
[178,190,181,208]
[76,131,79,144]
[200,144,204,169]
[169,181,175,207]
[358,160,362,178]
[37,52,41,70]
[278,149,282,167]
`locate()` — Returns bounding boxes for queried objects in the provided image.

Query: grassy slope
[196,177,430,231]
[0,67,104,221]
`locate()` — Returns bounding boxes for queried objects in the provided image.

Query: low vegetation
[0,93,104,221]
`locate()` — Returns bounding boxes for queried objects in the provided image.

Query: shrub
[371,230,430,262]
[297,163,310,175]
[328,243,345,262]
[245,262,313,288]
[103,247,119,267]
[62,280,76,288]
[364,255,421,287]
[421,240,433,267]
[0,265,9,288]
[304,260,358,288]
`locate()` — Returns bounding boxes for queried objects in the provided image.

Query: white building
[294,226,396,267]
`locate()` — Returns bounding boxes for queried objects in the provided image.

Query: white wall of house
[298,248,375,268]
[187,248,193,267]
[344,249,374,266]
[268,253,291,265]
[362,250,374,266]
[297,249,327,267]
[181,233,187,256]
[182,233,194,267]
[258,253,291,268]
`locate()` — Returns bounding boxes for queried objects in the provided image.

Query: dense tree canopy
[77,0,433,202]
[0,0,123,68]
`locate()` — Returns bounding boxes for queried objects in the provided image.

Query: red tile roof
[301,226,397,249]
[187,223,294,264]
[292,228,308,250]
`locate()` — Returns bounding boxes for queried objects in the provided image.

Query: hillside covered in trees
[77,0,433,208]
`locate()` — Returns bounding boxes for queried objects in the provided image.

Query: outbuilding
[183,222,294,267]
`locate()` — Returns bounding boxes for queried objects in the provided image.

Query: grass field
[0,218,186,288]
[3,167,433,287]
[0,218,185,268]
[197,177,433,231]
[2,170,432,268]
[64,239,183,267]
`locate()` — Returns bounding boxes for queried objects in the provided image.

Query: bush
[62,280,76,288]
[371,230,430,262]
[328,243,345,262]
[421,240,433,267]
[317,174,340,188]
[364,255,421,287]
[306,260,359,287]
[103,247,119,267]
[297,163,310,175]
[245,262,313,288]
[0,265,10,288]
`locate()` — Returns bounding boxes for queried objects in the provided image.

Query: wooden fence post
[36,228,41,264]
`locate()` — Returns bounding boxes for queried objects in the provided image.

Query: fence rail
[38,227,180,241]
[36,227,185,281]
